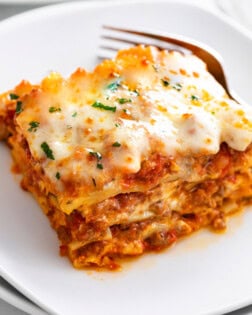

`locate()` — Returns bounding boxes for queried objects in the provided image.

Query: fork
[99,25,237,102]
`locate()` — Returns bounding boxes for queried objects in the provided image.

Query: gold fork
[99,25,237,102]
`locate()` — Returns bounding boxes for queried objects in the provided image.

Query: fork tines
[98,25,191,60]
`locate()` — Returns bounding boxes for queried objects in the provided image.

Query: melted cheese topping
[15,46,252,207]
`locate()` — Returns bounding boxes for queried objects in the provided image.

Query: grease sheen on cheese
[16,46,252,192]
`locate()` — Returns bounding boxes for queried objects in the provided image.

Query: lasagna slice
[0,46,251,269]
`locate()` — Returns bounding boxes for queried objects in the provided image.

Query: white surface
[216,0,252,32]
[0,1,252,315]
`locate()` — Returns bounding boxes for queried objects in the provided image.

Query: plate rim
[0,0,251,40]
[0,0,62,4]
[0,277,47,315]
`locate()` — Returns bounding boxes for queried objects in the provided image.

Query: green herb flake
[89,151,103,170]
[92,101,116,112]
[211,111,216,115]
[89,151,102,160]
[97,163,103,170]
[49,106,61,113]
[41,142,55,160]
[15,101,23,114]
[72,112,77,117]
[92,178,96,186]
[117,98,132,104]
[172,83,183,91]
[123,109,130,114]
[112,141,121,147]
[132,89,139,96]
[55,172,61,180]
[106,79,121,92]
[191,95,200,101]
[115,123,120,128]
[161,79,170,87]
[28,121,40,132]
[9,93,19,100]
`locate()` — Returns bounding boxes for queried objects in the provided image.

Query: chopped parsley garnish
[106,79,121,92]
[72,112,77,117]
[89,151,103,169]
[132,89,139,96]
[49,106,61,113]
[172,83,183,91]
[15,101,23,114]
[115,123,120,127]
[211,111,216,115]
[92,178,96,187]
[41,142,55,160]
[89,151,102,160]
[97,163,103,170]
[55,172,61,180]
[28,121,40,132]
[117,98,132,104]
[191,95,200,101]
[92,101,116,112]
[112,141,121,147]
[161,79,170,87]
[9,93,19,100]
[123,109,130,114]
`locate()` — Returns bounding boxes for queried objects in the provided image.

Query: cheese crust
[0,46,252,269]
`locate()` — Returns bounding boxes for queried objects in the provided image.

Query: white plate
[0,277,47,315]
[216,0,252,32]
[0,1,252,315]
[0,0,62,4]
